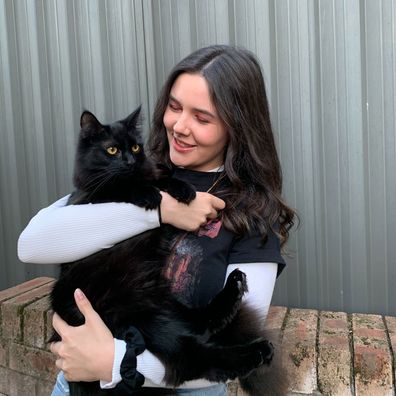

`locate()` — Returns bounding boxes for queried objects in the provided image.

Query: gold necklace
[206,171,226,194]
[168,171,226,254]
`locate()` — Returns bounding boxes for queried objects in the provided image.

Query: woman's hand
[160,191,225,231]
[50,289,114,382]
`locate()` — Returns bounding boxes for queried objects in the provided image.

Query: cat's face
[74,107,152,190]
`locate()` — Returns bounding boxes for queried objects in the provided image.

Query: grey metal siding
[0,0,395,316]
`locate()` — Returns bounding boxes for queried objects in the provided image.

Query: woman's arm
[17,195,160,264]
[18,192,225,264]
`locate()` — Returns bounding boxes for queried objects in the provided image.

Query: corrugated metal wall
[1,0,395,316]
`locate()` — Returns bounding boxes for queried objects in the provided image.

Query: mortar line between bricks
[279,307,290,343]
[43,308,48,348]
[316,310,322,394]
[382,316,396,394]
[18,303,30,345]
[19,305,25,344]
[347,313,356,395]
[43,306,53,348]
[279,307,289,392]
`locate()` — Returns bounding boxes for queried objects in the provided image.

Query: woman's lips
[172,137,196,153]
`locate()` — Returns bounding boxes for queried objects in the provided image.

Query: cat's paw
[131,187,162,209]
[236,340,274,379]
[218,339,274,381]
[257,339,274,365]
[225,269,248,298]
[160,179,196,204]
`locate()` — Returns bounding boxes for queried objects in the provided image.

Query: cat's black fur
[50,108,287,396]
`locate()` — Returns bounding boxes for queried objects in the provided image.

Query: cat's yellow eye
[106,147,118,155]
[131,144,141,154]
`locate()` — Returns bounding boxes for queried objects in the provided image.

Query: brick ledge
[1,278,395,395]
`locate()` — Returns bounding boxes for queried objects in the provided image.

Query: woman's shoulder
[229,225,285,268]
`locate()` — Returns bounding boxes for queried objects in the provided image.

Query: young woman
[18,45,296,396]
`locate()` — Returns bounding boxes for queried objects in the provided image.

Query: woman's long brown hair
[148,45,296,247]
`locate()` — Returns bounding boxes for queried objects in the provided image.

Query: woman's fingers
[198,193,225,221]
[51,313,70,338]
[50,340,61,355]
[49,290,115,382]
[160,191,225,230]
[55,357,63,370]
[73,288,100,324]
[209,194,226,211]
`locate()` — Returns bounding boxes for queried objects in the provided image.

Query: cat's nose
[126,154,135,166]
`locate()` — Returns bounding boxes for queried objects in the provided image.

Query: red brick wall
[265,306,396,395]
[0,277,57,395]
[1,278,396,395]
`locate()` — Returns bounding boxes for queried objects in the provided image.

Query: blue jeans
[52,372,227,396]
[175,385,227,396]
[51,372,70,396]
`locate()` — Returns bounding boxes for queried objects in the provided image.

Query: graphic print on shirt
[163,219,222,305]
[197,218,222,238]
[164,233,202,305]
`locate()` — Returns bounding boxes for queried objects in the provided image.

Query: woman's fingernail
[75,288,85,301]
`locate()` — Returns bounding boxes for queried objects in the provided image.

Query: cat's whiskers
[83,168,115,190]
[84,170,118,199]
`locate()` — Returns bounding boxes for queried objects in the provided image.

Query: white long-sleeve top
[17,196,278,389]
[18,195,160,264]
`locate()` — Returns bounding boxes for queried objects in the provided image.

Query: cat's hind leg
[164,336,274,386]
[204,269,248,334]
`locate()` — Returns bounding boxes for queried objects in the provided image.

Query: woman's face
[163,73,228,171]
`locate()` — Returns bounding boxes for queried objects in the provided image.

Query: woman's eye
[106,147,118,155]
[196,116,209,124]
[131,144,141,154]
[168,102,181,111]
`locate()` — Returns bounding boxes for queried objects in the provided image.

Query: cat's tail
[217,304,289,395]
[238,332,289,396]
[238,365,289,396]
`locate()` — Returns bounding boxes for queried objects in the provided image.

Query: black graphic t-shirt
[163,168,286,308]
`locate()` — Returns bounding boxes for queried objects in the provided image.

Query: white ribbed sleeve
[17,195,160,264]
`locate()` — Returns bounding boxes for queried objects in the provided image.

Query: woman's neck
[178,165,224,173]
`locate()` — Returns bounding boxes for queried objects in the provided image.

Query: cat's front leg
[129,185,162,209]
[155,178,196,204]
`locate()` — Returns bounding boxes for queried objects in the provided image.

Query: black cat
[50,108,284,395]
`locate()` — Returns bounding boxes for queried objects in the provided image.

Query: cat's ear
[80,111,102,131]
[123,106,142,129]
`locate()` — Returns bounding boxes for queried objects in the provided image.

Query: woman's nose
[173,114,190,135]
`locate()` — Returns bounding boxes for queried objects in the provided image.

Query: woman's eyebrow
[168,94,216,119]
